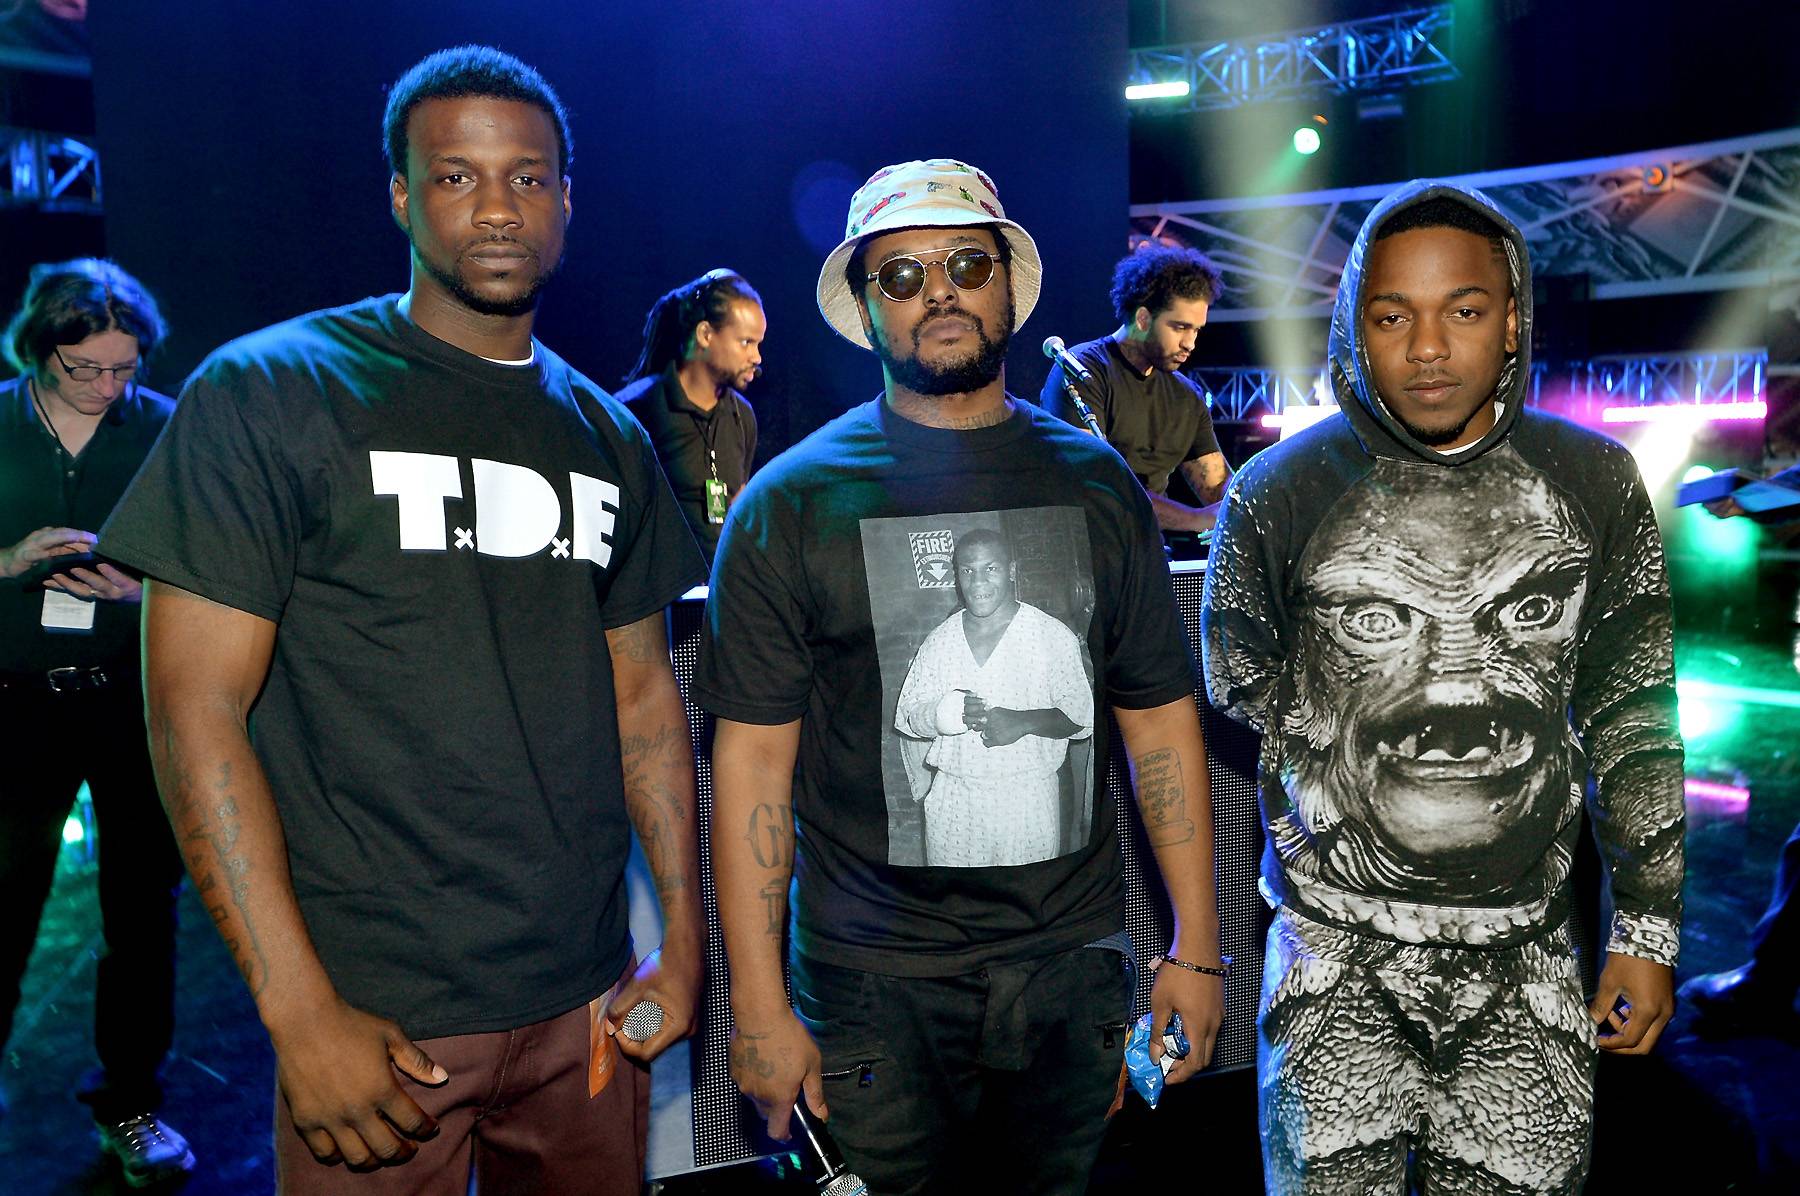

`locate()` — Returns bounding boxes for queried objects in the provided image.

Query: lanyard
[30,379,85,511]
[686,391,745,484]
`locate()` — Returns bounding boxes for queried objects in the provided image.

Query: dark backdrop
[87,0,1127,457]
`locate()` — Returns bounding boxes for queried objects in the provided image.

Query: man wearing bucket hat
[697,159,1226,1192]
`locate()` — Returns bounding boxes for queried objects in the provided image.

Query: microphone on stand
[1042,335,1094,384]
[1042,336,1105,440]
[791,1100,869,1196]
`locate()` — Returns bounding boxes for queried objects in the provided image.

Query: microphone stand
[1060,374,1105,441]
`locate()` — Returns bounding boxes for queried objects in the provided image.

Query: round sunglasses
[865,246,996,303]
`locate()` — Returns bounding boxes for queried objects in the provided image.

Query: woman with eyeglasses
[0,258,196,1185]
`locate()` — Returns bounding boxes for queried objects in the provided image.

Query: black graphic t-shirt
[1201,183,1684,966]
[100,296,707,1038]
[1040,338,1221,495]
[694,397,1194,977]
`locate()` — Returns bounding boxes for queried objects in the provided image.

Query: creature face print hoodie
[1201,180,1684,965]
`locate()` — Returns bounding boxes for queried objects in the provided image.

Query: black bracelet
[1159,953,1230,977]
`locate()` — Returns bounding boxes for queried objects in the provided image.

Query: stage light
[1642,164,1673,193]
[1684,778,1750,806]
[63,816,84,845]
[1678,693,1726,740]
[1127,80,1191,101]
[1678,678,1800,710]
[1601,401,1766,425]
[1292,126,1321,155]
[1264,403,1339,438]
[1682,465,1716,484]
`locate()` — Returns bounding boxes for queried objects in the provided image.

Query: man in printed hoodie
[1201,182,1685,1195]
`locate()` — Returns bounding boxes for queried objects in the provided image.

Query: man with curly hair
[1041,245,1233,534]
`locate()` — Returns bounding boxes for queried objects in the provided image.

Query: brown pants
[275,985,648,1196]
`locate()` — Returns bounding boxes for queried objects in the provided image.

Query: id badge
[42,588,96,633]
[704,477,729,524]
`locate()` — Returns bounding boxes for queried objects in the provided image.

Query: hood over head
[1328,180,1534,465]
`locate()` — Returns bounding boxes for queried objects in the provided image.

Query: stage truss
[1128,4,1458,113]
[1196,350,1770,422]
[1,126,101,213]
[1131,127,1800,324]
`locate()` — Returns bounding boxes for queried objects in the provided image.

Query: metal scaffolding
[1,126,102,213]
[1131,127,1800,322]
[1128,5,1458,114]
[1197,350,1769,421]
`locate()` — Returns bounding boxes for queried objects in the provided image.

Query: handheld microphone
[1042,336,1094,384]
[791,1100,869,1196]
[619,999,664,1043]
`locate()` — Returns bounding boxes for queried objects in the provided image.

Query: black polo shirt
[618,364,756,560]
[0,375,174,674]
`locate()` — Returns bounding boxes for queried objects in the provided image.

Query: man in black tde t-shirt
[1042,245,1233,534]
[699,159,1227,1194]
[97,49,705,1194]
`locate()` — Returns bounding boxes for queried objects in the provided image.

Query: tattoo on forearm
[621,720,695,900]
[1137,747,1197,846]
[621,724,689,822]
[183,761,271,995]
[747,802,794,869]
[758,879,786,937]
[607,617,661,664]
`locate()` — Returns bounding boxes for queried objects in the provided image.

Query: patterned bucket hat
[815,158,1043,350]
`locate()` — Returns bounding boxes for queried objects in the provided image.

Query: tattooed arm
[603,611,705,1061]
[143,580,445,1170]
[712,716,819,1140]
[1114,695,1224,1083]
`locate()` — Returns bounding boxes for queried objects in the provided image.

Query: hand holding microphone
[792,1098,869,1195]
[618,998,664,1043]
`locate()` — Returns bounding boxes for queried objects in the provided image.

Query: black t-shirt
[618,364,756,561]
[1040,338,1221,495]
[0,377,173,674]
[694,397,1194,977]
[100,295,707,1039]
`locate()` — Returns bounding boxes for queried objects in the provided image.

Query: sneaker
[97,1113,196,1187]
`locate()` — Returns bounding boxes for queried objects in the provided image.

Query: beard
[417,239,559,318]
[875,298,1013,396]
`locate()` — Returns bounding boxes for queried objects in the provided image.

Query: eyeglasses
[53,347,139,384]
[865,246,996,303]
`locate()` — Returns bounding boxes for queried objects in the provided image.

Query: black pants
[791,945,1133,1196]
[0,677,184,1120]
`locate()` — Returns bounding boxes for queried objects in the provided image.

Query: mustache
[911,308,986,346]
[1405,370,1463,389]
[459,234,537,257]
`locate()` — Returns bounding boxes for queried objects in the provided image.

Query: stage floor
[4,621,1797,1195]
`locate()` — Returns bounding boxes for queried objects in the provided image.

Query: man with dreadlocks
[620,269,765,561]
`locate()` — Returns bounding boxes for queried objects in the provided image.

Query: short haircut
[1110,245,1222,324]
[383,45,572,179]
[954,527,1012,564]
[1374,195,1508,248]
[3,258,167,375]
[844,223,1013,300]
[624,269,764,384]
